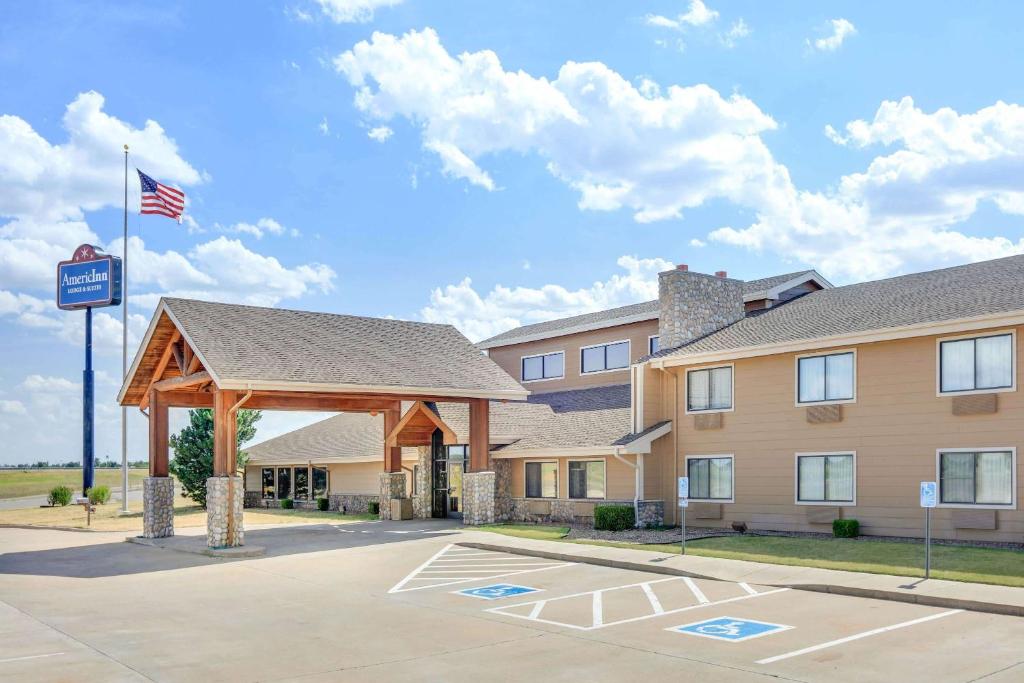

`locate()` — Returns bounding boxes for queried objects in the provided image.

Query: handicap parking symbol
[454,584,542,600]
[668,616,793,642]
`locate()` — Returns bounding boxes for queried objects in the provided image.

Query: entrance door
[431,440,466,519]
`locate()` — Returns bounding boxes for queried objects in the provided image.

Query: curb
[125,536,266,558]
[0,523,96,533]
[457,541,1024,618]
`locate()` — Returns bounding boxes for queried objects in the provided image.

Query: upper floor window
[581,340,630,374]
[686,365,733,412]
[521,351,564,382]
[649,335,660,354]
[798,351,855,405]
[939,449,1015,508]
[568,460,606,499]
[939,333,1014,394]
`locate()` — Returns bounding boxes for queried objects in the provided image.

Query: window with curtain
[939,450,1013,505]
[687,366,733,412]
[797,454,854,503]
[568,461,606,499]
[581,341,630,373]
[798,352,855,403]
[294,466,309,500]
[261,468,274,498]
[939,333,1013,393]
[525,462,558,498]
[312,466,328,499]
[688,457,733,500]
[277,467,291,499]
[522,351,565,381]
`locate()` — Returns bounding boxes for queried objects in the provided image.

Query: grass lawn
[476,524,1024,588]
[0,494,377,532]
[0,468,149,499]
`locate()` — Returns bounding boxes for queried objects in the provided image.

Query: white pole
[120,144,129,513]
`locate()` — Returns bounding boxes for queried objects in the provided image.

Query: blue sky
[2,0,1024,465]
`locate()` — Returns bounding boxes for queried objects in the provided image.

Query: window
[581,340,630,374]
[798,351,855,404]
[276,467,291,499]
[939,450,1014,507]
[568,461,606,499]
[312,466,328,499]
[686,365,733,412]
[261,468,274,498]
[939,333,1014,394]
[649,335,660,354]
[797,453,855,504]
[525,462,558,498]
[294,466,309,500]
[687,456,733,501]
[522,351,564,382]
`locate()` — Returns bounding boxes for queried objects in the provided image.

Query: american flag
[138,170,185,222]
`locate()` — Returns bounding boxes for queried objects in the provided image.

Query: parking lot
[0,522,1022,682]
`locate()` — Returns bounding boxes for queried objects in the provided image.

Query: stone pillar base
[463,471,496,525]
[206,476,244,548]
[378,471,407,521]
[413,446,432,519]
[143,477,174,539]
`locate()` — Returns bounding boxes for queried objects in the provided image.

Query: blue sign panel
[57,245,122,310]
[920,481,938,508]
[455,584,541,600]
[669,617,792,642]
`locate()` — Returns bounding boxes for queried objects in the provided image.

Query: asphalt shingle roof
[495,384,633,453]
[162,298,526,398]
[244,412,390,465]
[660,255,1024,361]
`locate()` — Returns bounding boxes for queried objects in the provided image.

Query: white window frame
[567,458,607,500]
[794,451,857,507]
[520,350,565,383]
[579,339,631,376]
[648,335,660,355]
[935,447,1017,510]
[684,363,735,415]
[684,454,735,503]
[523,460,559,499]
[794,349,857,407]
[935,329,1017,397]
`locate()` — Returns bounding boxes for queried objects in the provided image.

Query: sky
[2,0,1024,465]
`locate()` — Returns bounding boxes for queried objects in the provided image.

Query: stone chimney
[658,265,744,350]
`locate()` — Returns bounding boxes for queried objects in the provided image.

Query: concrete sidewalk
[457,531,1024,617]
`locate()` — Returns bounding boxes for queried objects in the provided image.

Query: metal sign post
[920,481,937,579]
[678,477,689,555]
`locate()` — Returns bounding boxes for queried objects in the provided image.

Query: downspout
[612,447,641,528]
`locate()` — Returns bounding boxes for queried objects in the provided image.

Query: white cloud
[720,18,750,48]
[367,125,393,142]
[221,217,294,240]
[421,255,673,342]
[0,400,26,415]
[810,18,856,52]
[314,0,402,23]
[645,1,719,30]
[689,238,707,248]
[318,116,330,136]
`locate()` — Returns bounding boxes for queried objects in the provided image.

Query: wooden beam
[469,398,489,472]
[140,329,182,411]
[383,403,402,472]
[149,388,169,477]
[153,371,212,392]
[385,401,456,449]
[171,341,185,375]
[162,391,215,408]
[183,343,194,373]
[213,390,237,476]
[244,394,404,412]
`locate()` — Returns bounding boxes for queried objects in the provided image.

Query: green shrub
[368,501,380,516]
[47,485,73,507]
[594,505,635,531]
[833,519,860,538]
[87,485,111,505]
[317,497,329,512]
[280,498,294,509]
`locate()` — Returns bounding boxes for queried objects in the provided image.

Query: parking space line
[755,609,963,665]
[389,544,575,593]
[738,582,758,595]
[593,592,603,627]
[641,582,665,614]
[528,601,546,619]
[0,653,64,665]
[683,577,710,604]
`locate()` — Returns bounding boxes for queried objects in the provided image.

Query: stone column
[413,446,432,519]
[378,471,406,521]
[206,476,244,548]
[463,471,496,525]
[142,476,174,538]
[492,459,512,523]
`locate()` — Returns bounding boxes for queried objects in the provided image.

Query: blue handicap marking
[668,616,793,642]
[455,584,541,600]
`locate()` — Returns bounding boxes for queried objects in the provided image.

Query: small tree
[169,408,260,507]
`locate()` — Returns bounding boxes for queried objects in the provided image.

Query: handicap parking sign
[454,584,541,600]
[668,616,793,642]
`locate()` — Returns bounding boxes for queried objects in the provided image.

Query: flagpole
[121,144,129,513]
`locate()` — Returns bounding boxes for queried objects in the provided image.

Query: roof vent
[715,270,728,278]
[676,264,688,271]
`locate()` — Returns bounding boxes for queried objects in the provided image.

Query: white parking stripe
[528,601,546,619]
[389,544,575,593]
[756,610,963,665]
[593,591,603,627]
[738,582,758,595]
[389,544,453,593]
[683,577,710,604]
[0,653,64,665]
[641,582,665,614]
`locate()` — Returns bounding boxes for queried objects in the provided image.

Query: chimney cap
[715,270,728,278]
[676,264,688,271]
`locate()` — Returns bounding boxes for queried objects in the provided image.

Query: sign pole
[925,507,931,579]
[121,144,129,513]
[83,305,94,495]
[681,506,686,555]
